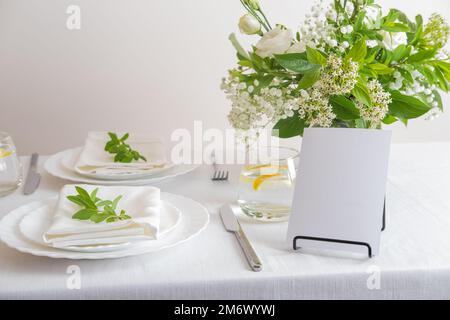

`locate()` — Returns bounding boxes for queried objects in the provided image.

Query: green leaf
[120,133,129,141]
[329,96,360,120]
[391,45,410,62]
[111,195,122,211]
[410,15,423,46]
[389,91,431,119]
[96,200,113,207]
[106,216,119,223]
[398,68,414,84]
[432,61,450,82]
[382,9,400,25]
[75,186,96,208]
[306,47,327,66]
[352,80,372,106]
[346,38,367,63]
[354,11,366,31]
[382,115,398,124]
[90,214,109,223]
[298,68,321,89]
[381,22,410,32]
[273,53,320,73]
[90,188,99,201]
[272,116,305,138]
[419,66,436,84]
[228,33,249,60]
[72,209,95,220]
[407,49,437,63]
[367,63,394,75]
[434,67,449,91]
[67,195,87,207]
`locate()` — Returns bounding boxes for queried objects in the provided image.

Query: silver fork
[211,151,229,181]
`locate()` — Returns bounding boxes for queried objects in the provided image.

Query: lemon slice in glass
[0,147,12,159]
[252,173,282,191]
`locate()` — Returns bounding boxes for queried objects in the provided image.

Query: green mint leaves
[104,132,147,163]
[68,186,132,223]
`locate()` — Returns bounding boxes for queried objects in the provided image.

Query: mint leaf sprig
[68,186,131,223]
[104,132,147,163]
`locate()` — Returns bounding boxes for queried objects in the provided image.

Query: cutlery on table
[220,204,262,272]
[211,151,229,181]
[23,153,41,195]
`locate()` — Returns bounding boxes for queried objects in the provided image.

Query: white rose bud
[379,30,408,51]
[255,26,293,58]
[239,14,261,35]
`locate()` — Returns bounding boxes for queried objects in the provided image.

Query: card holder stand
[292,198,386,258]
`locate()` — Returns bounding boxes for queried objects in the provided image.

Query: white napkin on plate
[43,184,160,248]
[75,132,167,175]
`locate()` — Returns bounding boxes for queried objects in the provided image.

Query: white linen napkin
[43,184,160,248]
[75,132,167,175]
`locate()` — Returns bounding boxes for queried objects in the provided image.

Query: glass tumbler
[0,132,22,197]
[238,146,299,222]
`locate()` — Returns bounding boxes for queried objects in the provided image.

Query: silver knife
[23,153,41,195]
[220,204,262,272]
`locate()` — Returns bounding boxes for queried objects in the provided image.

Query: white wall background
[0,0,449,155]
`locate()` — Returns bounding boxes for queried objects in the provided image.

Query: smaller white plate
[63,147,175,181]
[18,199,182,253]
[44,148,199,186]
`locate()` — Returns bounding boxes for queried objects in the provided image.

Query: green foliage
[105,132,147,163]
[352,80,372,106]
[329,96,360,120]
[388,91,431,119]
[272,116,305,138]
[298,68,322,89]
[274,54,320,73]
[306,47,327,66]
[346,37,367,63]
[68,187,131,224]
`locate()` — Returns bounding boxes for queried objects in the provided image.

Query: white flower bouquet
[221,0,450,138]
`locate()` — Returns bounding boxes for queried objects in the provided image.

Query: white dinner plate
[44,148,199,186]
[18,198,182,253]
[0,192,209,259]
[63,147,175,181]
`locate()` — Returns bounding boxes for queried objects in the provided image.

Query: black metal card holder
[292,198,386,258]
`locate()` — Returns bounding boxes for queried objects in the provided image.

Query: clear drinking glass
[0,132,22,197]
[238,146,299,222]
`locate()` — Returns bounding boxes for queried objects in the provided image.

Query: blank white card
[287,128,391,256]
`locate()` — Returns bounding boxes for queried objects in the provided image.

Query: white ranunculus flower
[238,14,261,35]
[255,26,293,58]
[379,30,408,51]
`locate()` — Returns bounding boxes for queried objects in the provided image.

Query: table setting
[1,0,450,300]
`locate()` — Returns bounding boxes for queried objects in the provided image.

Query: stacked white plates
[0,192,209,259]
[45,147,199,185]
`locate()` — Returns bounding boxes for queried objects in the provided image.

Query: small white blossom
[356,80,392,128]
[314,54,359,95]
[366,40,378,48]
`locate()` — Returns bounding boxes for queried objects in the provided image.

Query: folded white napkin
[43,184,160,248]
[75,132,167,175]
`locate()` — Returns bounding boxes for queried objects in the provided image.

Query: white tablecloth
[1,143,450,299]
